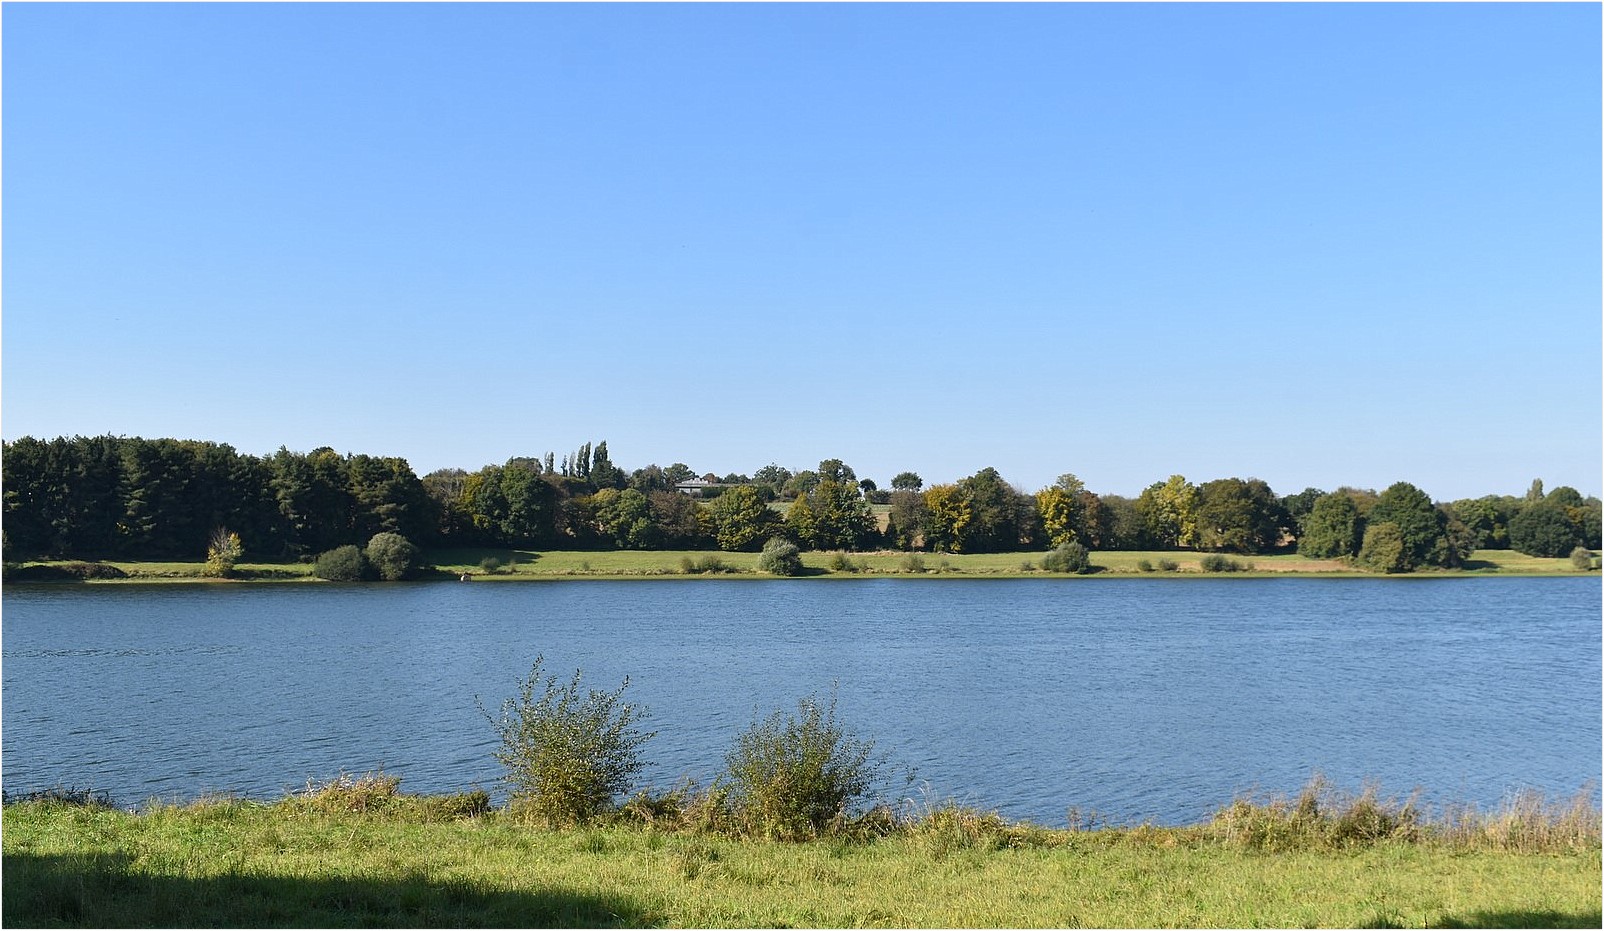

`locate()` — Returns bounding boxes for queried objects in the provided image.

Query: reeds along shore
[7,773,1600,854]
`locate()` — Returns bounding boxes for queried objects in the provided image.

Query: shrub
[1137,559,1154,572]
[364,532,420,581]
[485,656,653,827]
[680,555,732,574]
[1200,554,1248,573]
[1569,547,1595,571]
[1040,541,1092,574]
[5,562,128,582]
[1207,776,1422,851]
[826,551,859,573]
[899,554,926,574]
[722,689,881,841]
[1156,558,1179,572]
[313,545,368,581]
[479,556,503,574]
[758,537,803,576]
[203,527,243,578]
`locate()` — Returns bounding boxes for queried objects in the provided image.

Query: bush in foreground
[485,656,654,827]
[722,690,882,840]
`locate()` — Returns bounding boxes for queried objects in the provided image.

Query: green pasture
[5,795,1599,929]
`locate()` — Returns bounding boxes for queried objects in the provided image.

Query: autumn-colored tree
[922,484,972,553]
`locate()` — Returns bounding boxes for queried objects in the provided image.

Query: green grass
[6,548,1592,583]
[5,783,1599,928]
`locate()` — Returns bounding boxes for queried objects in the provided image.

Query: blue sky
[4,3,1599,500]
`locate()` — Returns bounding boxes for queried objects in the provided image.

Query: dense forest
[3,435,1599,574]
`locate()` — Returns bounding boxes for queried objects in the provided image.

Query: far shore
[4,547,1594,584]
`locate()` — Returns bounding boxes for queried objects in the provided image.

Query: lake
[2,577,1598,826]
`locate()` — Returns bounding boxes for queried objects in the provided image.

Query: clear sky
[3,3,1599,501]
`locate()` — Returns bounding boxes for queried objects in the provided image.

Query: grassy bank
[5,779,1599,929]
[4,547,1593,583]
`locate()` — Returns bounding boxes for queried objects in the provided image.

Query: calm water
[2,577,1598,825]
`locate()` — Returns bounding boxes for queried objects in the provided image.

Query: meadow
[4,779,1598,928]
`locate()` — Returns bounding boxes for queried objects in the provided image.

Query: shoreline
[5,547,1595,586]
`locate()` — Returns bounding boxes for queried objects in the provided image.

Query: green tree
[1298,492,1363,558]
[1136,475,1200,549]
[593,488,657,549]
[753,464,793,496]
[1448,495,1515,550]
[648,490,710,548]
[956,467,1035,553]
[782,470,820,500]
[1367,482,1446,571]
[886,489,927,550]
[805,479,876,551]
[706,485,779,552]
[783,495,818,548]
[1098,494,1147,550]
[1358,521,1408,573]
[1508,503,1582,557]
[816,459,857,484]
[1195,477,1286,554]
[890,471,923,493]
[1280,487,1326,537]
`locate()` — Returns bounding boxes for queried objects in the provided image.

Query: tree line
[3,435,1599,571]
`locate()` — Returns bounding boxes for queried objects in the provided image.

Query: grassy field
[5,786,1599,928]
[8,546,1588,583]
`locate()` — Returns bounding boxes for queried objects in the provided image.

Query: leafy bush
[899,554,926,573]
[1137,559,1154,572]
[826,551,859,573]
[1040,541,1092,574]
[479,556,504,574]
[313,545,368,581]
[4,562,128,582]
[758,537,803,576]
[203,527,243,578]
[1200,554,1249,573]
[1570,547,1596,571]
[485,656,654,827]
[1156,558,1179,572]
[364,532,419,581]
[722,690,881,840]
[680,554,732,575]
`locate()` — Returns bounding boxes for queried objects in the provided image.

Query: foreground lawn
[5,547,1591,583]
[4,800,1598,928]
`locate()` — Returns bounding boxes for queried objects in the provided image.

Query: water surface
[3,577,1597,825]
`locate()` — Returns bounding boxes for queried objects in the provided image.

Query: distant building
[674,478,716,495]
